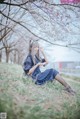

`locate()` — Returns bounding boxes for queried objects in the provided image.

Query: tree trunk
[6,52,9,63]
[0,50,2,62]
[5,49,9,63]
[18,53,20,64]
[14,51,16,63]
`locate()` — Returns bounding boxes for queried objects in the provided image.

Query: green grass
[61,74,80,82]
[0,63,80,119]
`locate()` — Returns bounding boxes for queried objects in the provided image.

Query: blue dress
[23,54,59,85]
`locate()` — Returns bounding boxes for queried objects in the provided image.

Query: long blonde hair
[29,40,41,64]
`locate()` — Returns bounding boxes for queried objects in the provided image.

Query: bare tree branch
[44,0,80,8]
[0,1,30,6]
[0,46,5,50]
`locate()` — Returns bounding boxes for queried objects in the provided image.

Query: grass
[61,73,80,82]
[0,62,80,119]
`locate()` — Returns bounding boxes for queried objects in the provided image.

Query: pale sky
[39,41,80,62]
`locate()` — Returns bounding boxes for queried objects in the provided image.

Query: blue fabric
[31,55,59,85]
[23,54,59,85]
[35,68,59,85]
[31,55,41,79]
[23,54,34,73]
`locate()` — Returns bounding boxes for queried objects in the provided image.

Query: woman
[23,40,75,95]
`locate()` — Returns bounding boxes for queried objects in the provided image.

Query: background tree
[0,0,80,63]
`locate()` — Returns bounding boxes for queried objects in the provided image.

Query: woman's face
[33,44,39,54]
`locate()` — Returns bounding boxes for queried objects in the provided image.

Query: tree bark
[0,50,2,62]
[6,52,9,63]
[5,48,9,63]
[14,51,16,63]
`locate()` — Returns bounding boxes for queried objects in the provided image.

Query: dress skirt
[32,68,59,85]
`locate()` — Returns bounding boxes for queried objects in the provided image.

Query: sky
[39,40,80,62]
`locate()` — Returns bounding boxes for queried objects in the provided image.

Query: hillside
[0,63,80,119]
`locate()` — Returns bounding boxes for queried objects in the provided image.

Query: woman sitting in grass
[23,40,75,95]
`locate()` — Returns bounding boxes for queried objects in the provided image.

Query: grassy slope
[0,63,80,119]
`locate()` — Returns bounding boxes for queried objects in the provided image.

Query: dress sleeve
[23,55,33,73]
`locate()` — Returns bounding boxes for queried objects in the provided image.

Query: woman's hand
[28,62,43,75]
[38,62,44,67]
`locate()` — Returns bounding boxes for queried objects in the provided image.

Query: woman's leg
[55,74,70,88]
[55,74,76,94]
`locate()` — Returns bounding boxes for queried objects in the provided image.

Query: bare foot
[63,87,76,95]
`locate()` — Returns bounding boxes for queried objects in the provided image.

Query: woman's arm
[39,47,48,65]
[27,62,43,75]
